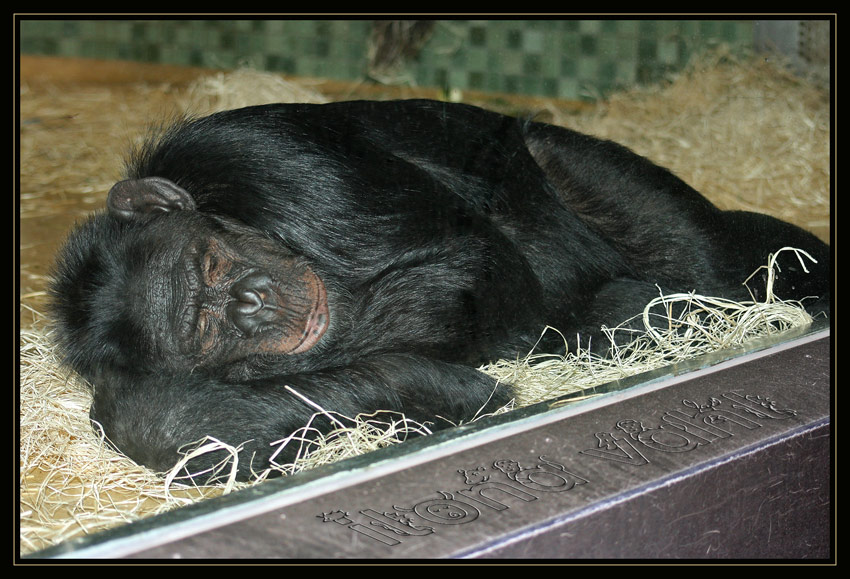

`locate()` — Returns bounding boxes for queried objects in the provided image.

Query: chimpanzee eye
[197,309,207,340]
[202,245,230,286]
[197,309,218,353]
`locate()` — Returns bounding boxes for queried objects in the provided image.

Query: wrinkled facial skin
[127,212,329,373]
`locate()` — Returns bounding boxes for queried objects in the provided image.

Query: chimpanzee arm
[89,355,513,483]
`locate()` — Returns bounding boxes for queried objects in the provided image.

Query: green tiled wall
[19,19,756,100]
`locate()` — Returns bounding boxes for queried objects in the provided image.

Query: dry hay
[19,51,830,555]
[554,47,830,242]
[178,66,329,114]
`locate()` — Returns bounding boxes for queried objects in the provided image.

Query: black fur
[49,99,830,481]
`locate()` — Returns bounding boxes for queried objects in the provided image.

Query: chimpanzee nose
[232,287,263,314]
[228,273,278,336]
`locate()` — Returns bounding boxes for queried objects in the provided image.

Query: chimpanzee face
[48,206,330,382]
[120,211,330,373]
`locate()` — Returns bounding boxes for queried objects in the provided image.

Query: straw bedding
[18,49,830,555]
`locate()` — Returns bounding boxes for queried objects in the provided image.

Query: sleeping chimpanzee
[49,99,830,482]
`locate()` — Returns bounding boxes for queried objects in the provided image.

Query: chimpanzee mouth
[289,272,329,354]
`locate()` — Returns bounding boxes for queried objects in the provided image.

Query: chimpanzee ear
[107,177,197,220]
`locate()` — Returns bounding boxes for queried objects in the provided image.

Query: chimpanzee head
[49,177,329,382]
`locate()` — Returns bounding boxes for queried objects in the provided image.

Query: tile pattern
[19,19,757,100]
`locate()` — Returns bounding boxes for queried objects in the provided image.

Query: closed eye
[197,309,219,354]
[202,241,232,286]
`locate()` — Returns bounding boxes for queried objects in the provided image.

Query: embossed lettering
[581,391,798,466]
[666,398,763,438]
[318,509,432,546]
[722,392,797,419]
[456,481,538,510]
[494,457,588,492]
[360,509,434,536]
[319,454,589,547]
[636,425,706,453]
[397,492,481,525]
[348,524,402,546]
[662,409,735,441]
[579,430,650,465]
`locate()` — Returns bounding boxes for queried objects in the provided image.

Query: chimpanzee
[49,99,830,482]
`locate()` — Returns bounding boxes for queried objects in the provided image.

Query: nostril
[228,272,280,335]
[228,287,266,335]
[234,296,262,316]
[233,287,264,313]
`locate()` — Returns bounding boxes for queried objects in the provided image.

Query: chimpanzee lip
[289,271,329,354]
